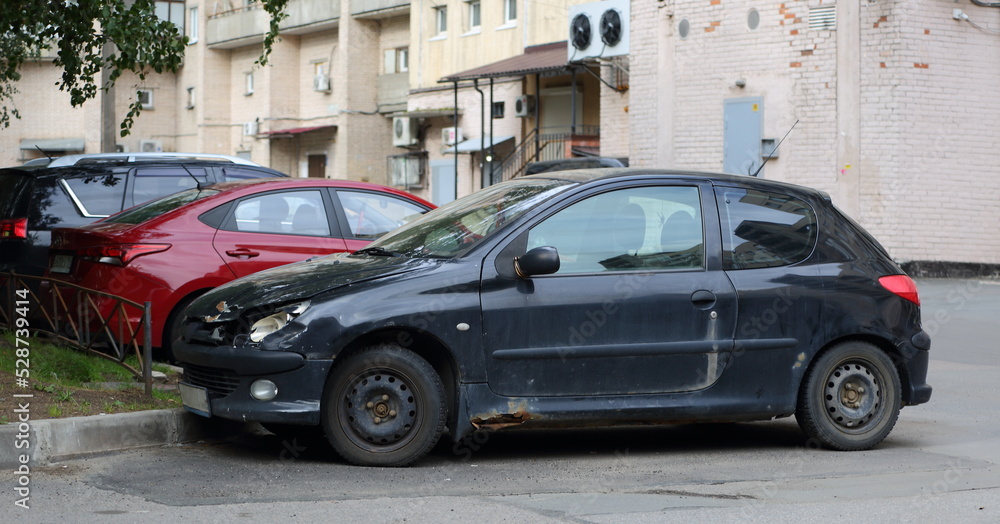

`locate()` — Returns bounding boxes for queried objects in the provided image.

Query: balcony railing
[207,0,341,48]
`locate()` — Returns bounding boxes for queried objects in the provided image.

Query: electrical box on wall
[392,117,418,147]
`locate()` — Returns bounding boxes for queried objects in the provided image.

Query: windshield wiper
[353,246,402,257]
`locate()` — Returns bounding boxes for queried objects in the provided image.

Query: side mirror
[513,246,560,278]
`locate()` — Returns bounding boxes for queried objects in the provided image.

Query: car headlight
[249,301,310,343]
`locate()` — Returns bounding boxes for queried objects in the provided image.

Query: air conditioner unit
[313,74,331,92]
[441,127,463,146]
[567,0,630,61]
[392,117,418,147]
[139,139,162,153]
[514,95,535,117]
[243,121,258,136]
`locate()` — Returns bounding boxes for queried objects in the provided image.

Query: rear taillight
[0,218,27,239]
[879,275,920,305]
[79,244,170,266]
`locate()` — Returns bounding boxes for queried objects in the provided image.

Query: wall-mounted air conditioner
[243,121,258,136]
[392,117,418,147]
[514,95,535,117]
[314,74,331,92]
[139,139,162,153]
[567,0,630,61]
[441,127,463,146]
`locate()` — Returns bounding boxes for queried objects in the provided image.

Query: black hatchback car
[0,153,286,275]
[175,169,932,467]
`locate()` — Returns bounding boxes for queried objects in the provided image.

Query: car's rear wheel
[321,345,446,467]
[796,341,901,450]
[162,292,206,362]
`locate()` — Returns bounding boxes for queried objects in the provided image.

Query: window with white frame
[503,0,517,25]
[154,0,185,31]
[244,72,254,96]
[188,6,199,43]
[434,6,448,36]
[137,89,154,110]
[467,1,481,33]
[385,47,409,74]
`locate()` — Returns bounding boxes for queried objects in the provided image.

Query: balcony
[207,0,342,49]
[377,73,408,113]
[351,0,409,19]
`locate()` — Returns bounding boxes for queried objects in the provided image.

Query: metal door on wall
[430,159,456,206]
[723,97,763,177]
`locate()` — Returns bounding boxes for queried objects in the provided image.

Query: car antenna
[180,163,205,190]
[750,119,798,178]
[35,146,54,163]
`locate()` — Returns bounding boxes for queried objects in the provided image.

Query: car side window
[229,190,330,236]
[527,186,704,274]
[62,174,127,217]
[336,190,427,240]
[715,187,817,270]
[132,167,209,204]
[222,167,282,181]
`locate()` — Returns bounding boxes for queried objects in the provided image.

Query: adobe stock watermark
[10,287,34,509]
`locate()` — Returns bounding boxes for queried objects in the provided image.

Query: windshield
[364,178,574,258]
[105,187,220,225]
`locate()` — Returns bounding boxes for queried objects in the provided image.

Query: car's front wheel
[321,344,446,466]
[796,341,902,450]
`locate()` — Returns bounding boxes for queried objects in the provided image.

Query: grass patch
[0,331,137,387]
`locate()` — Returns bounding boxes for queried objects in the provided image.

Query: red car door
[213,189,349,279]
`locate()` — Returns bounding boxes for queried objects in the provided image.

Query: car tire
[321,344,447,467]
[162,292,205,362]
[796,341,901,451]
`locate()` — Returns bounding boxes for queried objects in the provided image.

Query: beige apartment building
[1,1,997,271]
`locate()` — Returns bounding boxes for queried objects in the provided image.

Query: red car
[47,178,433,358]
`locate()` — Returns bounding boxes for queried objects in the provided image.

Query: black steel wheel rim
[339,369,420,452]
[823,359,885,433]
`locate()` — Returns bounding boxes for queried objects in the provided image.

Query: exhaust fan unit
[567,0,630,61]
[139,139,162,153]
[393,117,418,147]
[313,74,331,92]
[441,127,463,146]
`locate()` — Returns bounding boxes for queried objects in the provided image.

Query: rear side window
[132,167,209,204]
[228,190,331,236]
[715,187,817,270]
[62,174,126,216]
[0,171,32,219]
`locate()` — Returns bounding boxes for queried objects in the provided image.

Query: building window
[137,89,154,110]
[154,0,185,32]
[245,72,254,96]
[188,6,199,43]
[467,1,481,33]
[503,0,517,25]
[492,101,505,119]
[385,47,409,74]
[435,6,448,36]
[186,87,195,109]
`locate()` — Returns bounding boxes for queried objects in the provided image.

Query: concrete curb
[0,408,250,468]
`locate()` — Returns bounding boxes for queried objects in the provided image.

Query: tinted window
[132,167,209,204]
[527,186,703,274]
[715,187,817,270]
[63,174,126,216]
[222,167,282,181]
[0,171,32,219]
[229,190,330,236]
[336,190,426,240]
[26,177,91,230]
[106,188,220,225]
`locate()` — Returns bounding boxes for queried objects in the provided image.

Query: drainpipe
[488,77,495,186]
[474,79,485,189]
[453,81,459,201]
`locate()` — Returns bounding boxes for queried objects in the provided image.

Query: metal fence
[0,272,154,395]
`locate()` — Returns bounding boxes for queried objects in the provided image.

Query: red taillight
[879,275,920,305]
[79,244,170,266]
[0,218,27,239]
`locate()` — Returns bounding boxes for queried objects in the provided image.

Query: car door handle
[691,290,717,309]
[225,248,260,258]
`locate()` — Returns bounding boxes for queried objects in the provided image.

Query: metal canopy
[20,138,85,151]
[440,42,572,83]
[442,135,514,154]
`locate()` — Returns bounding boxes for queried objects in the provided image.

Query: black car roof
[526,168,832,203]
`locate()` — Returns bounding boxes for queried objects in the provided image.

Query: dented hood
[188,253,441,322]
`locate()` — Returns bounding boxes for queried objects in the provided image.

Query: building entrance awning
[263,125,335,137]
[20,138,85,151]
[442,135,514,154]
[440,41,572,83]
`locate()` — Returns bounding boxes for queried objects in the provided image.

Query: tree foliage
[0,0,288,136]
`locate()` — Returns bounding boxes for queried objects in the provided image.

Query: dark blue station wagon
[175,169,932,466]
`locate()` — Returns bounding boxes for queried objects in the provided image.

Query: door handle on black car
[691,289,717,310]
[226,248,260,258]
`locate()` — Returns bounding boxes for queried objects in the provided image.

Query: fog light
[250,379,278,401]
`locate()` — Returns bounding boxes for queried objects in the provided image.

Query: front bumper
[175,340,333,425]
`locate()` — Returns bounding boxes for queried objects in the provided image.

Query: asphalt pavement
[6,278,1000,522]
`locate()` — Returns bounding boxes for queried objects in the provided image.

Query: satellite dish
[570,14,592,51]
[600,9,623,47]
